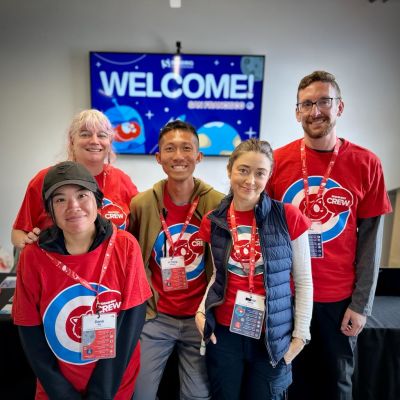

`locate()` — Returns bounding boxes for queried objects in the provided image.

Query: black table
[353,296,400,400]
[0,273,36,399]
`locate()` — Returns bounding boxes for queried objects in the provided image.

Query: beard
[302,116,336,140]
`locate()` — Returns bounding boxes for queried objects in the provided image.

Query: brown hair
[297,71,341,102]
[227,138,274,175]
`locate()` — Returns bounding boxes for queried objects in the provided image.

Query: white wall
[1,0,399,254]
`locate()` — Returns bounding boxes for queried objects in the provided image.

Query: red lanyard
[159,197,199,258]
[300,138,340,218]
[100,165,108,192]
[228,202,257,292]
[41,225,117,312]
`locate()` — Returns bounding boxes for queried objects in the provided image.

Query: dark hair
[297,71,341,102]
[158,120,199,147]
[227,138,274,175]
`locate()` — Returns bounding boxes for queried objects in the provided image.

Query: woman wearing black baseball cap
[12,161,151,399]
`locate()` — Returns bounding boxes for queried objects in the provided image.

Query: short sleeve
[283,204,311,241]
[357,159,392,218]
[12,246,42,326]
[13,169,51,232]
[198,211,213,243]
[117,233,152,311]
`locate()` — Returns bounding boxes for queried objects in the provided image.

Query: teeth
[172,165,186,169]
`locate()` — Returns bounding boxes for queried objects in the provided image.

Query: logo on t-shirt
[282,176,354,242]
[227,225,263,277]
[43,283,121,365]
[101,198,127,230]
[153,224,205,280]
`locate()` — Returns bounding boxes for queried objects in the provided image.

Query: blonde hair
[67,109,116,163]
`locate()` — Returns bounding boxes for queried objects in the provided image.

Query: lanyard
[41,225,117,312]
[228,202,257,292]
[99,165,108,192]
[159,197,199,258]
[300,138,340,217]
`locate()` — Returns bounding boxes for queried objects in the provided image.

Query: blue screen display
[90,52,265,156]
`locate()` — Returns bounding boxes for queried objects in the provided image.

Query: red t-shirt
[13,164,138,232]
[12,230,152,400]
[267,139,392,302]
[148,190,207,316]
[198,204,310,326]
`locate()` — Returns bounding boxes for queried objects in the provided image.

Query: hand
[24,227,41,246]
[283,337,305,364]
[13,227,41,249]
[195,311,217,344]
[340,308,366,337]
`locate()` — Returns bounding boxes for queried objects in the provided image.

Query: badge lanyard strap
[41,225,117,312]
[300,138,340,218]
[228,202,257,292]
[102,164,108,192]
[159,197,199,258]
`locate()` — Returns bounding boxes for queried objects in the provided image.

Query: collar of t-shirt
[38,215,113,255]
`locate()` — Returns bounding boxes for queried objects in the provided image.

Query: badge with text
[230,290,265,339]
[161,256,188,292]
[81,313,117,360]
[308,221,324,258]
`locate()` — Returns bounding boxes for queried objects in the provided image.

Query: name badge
[230,290,265,339]
[161,256,188,292]
[308,221,324,258]
[81,313,117,360]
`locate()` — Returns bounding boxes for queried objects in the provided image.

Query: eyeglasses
[296,97,341,113]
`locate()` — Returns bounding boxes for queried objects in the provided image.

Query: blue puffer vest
[203,192,293,366]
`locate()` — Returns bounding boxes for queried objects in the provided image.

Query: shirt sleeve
[291,231,313,341]
[350,216,384,316]
[198,211,212,243]
[13,172,48,232]
[357,157,392,219]
[116,233,152,311]
[120,169,139,203]
[18,326,82,399]
[283,204,311,241]
[12,246,42,326]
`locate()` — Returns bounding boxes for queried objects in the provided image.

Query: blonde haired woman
[12,109,138,249]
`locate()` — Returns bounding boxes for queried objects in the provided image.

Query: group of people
[11,70,391,400]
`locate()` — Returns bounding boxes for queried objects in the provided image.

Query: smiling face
[51,184,98,237]
[296,81,344,143]
[70,128,112,168]
[156,129,203,184]
[228,151,272,211]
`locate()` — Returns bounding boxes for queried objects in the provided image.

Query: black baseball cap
[42,161,103,209]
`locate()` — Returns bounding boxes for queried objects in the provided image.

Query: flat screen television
[90,52,265,156]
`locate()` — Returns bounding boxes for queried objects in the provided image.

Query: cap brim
[44,179,98,200]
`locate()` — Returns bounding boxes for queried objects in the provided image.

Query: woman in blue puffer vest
[195,138,313,400]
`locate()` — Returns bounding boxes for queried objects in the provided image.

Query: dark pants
[289,298,357,400]
[206,324,291,400]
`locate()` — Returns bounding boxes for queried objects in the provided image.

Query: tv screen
[90,52,265,156]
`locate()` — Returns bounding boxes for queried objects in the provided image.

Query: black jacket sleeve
[84,303,147,399]
[18,325,82,400]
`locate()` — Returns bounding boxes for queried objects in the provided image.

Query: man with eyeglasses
[267,71,392,400]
